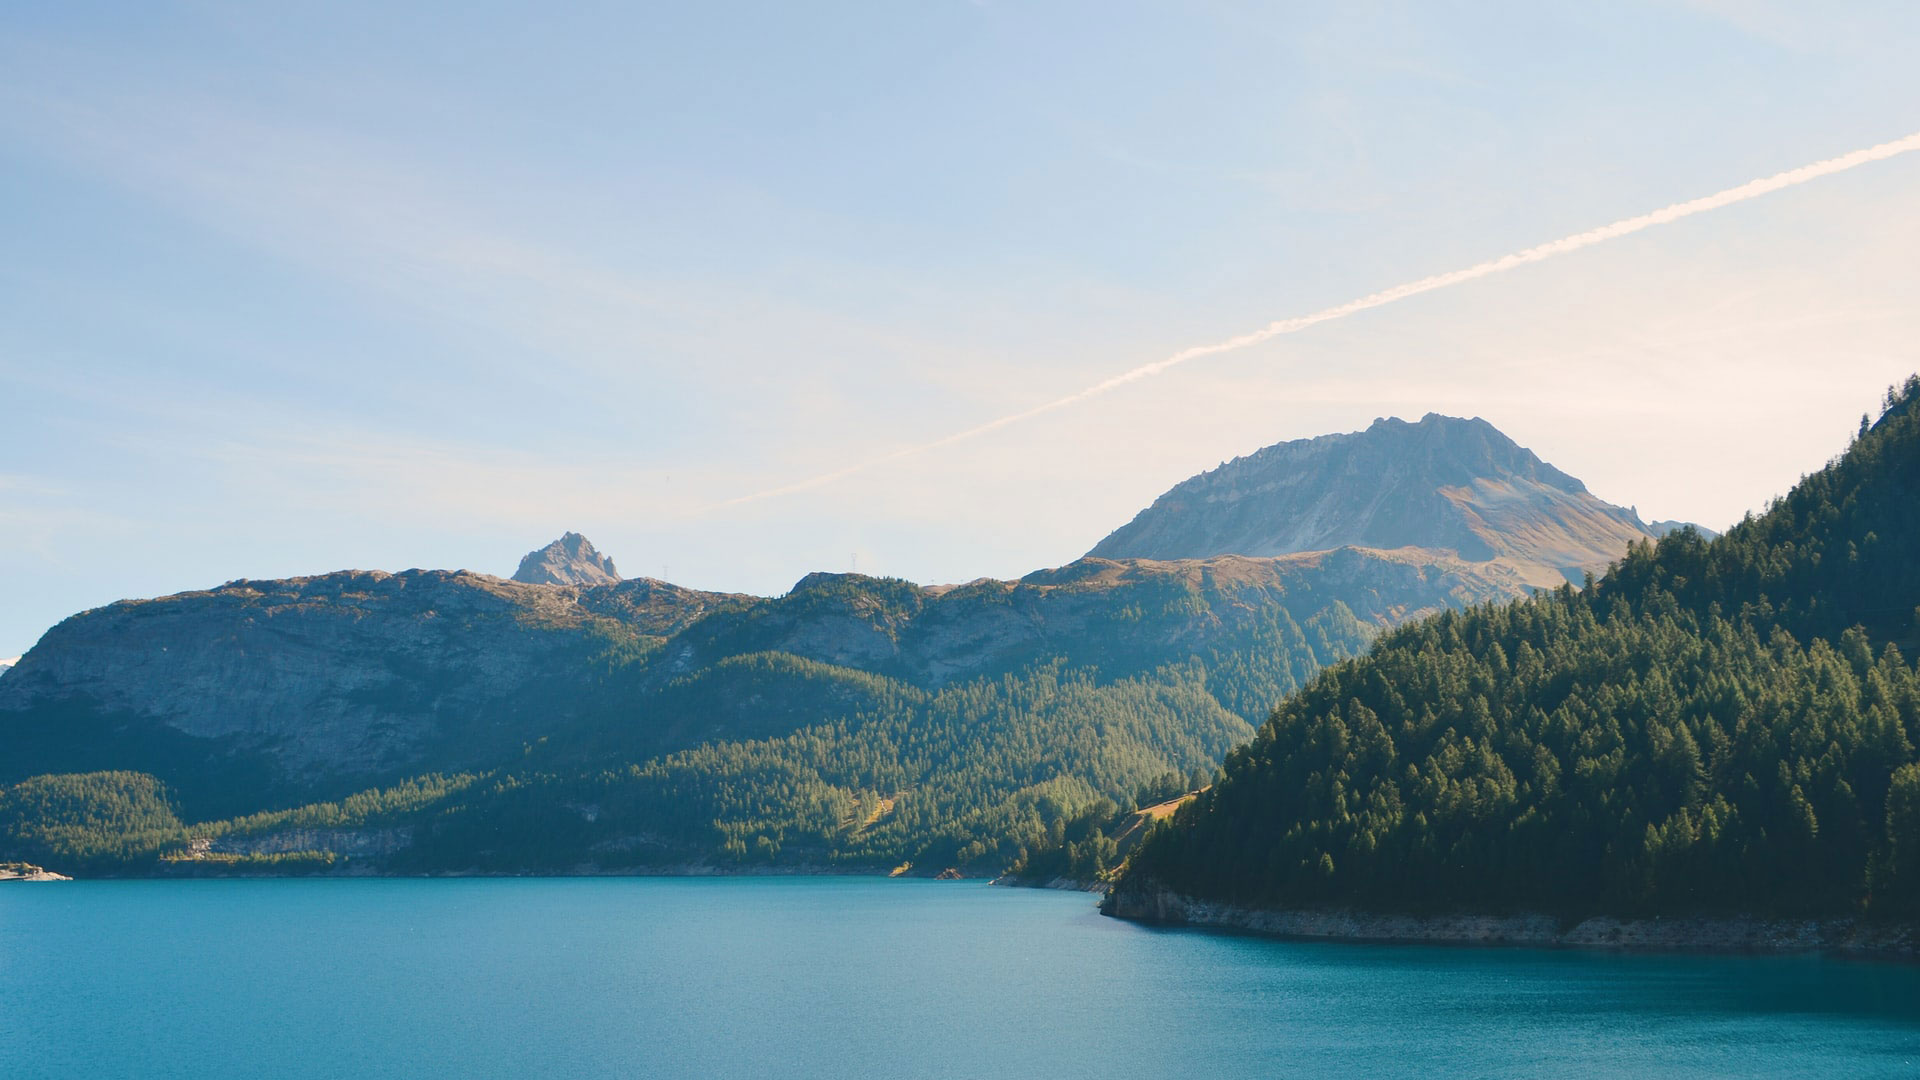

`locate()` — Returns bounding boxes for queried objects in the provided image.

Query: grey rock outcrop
[512,532,622,586]
[1100,879,1918,958]
[0,862,70,882]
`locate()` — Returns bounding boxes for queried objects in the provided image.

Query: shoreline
[1101,881,1920,959]
[0,862,72,882]
[75,863,962,882]
[25,864,1920,958]
[989,874,1106,892]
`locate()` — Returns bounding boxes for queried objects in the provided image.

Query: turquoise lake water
[3,877,1917,1078]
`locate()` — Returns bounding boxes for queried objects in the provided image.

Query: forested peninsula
[1105,378,1920,951]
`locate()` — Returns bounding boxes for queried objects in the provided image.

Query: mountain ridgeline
[1108,378,1920,923]
[1090,413,1673,587]
[1,414,1674,876]
[0,559,1406,874]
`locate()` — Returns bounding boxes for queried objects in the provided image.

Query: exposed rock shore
[1102,881,1919,958]
[990,875,1107,892]
[153,859,916,880]
[0,862,71,881]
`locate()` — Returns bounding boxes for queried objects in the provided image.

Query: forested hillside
[0,661,1240,876]
[1112,378,1920,920]
[0,561,1392,876]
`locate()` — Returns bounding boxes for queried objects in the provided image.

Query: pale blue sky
[6,2,1920,659]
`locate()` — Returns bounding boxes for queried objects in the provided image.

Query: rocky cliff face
[1090,414,1656,586]
[512,532,622,586]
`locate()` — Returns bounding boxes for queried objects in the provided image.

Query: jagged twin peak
[1090,413,1667,587]
[511,532,622,586]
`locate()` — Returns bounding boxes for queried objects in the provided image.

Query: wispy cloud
[712,129,1920,509]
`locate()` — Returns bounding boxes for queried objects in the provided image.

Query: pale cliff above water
[0,862,70,882]
[1100,881,1919,959]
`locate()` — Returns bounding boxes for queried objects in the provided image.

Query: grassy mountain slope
[1089,413,1660,587]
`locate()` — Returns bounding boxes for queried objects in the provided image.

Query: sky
[5,2,1920,660]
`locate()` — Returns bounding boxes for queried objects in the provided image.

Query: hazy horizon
[8,2,1920,658]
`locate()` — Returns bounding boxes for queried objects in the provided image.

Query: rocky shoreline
[0,862,71,882]
[131,860,949,880]
[1101,880,1920,959]
[989,874,1106,892]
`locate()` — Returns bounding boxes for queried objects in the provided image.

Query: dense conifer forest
[0,658,1237,875]
[1115,378,1920,919]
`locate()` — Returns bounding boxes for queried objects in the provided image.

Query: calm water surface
[3,877,1917,1078]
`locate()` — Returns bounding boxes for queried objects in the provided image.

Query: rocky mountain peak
[1088,413,1653,586]
[1356,413,1590,494]
[511,532,622,587]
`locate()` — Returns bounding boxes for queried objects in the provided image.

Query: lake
[2,877,1917,1078]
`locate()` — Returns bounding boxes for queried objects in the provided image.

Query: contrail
[713,129,1920,510]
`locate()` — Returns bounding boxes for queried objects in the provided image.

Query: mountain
[0,550,1515,823]
[0,414,1670,876]
[512,532,622,586]
[0,657,14,677]
[1091,413,1656,587]
[0,558,1376,872]
[1106,376,1920,927]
